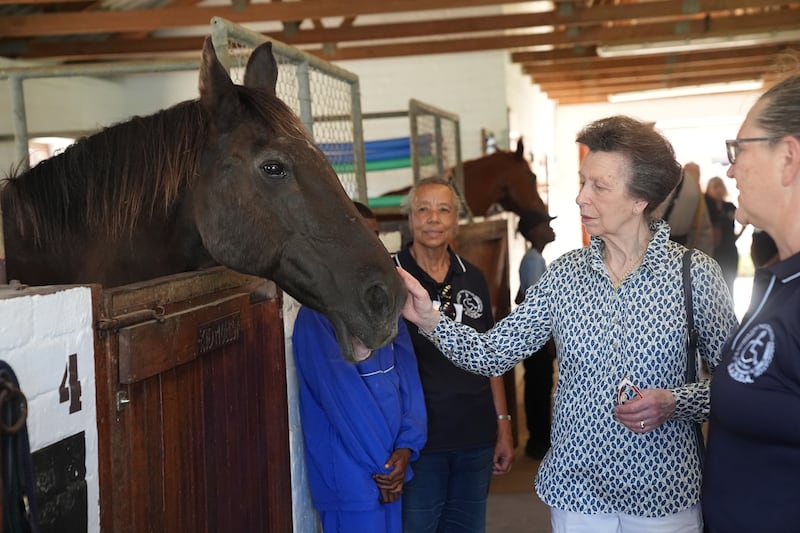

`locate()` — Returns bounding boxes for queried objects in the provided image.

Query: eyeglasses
[438,284,456,320]
[616,375,644,405]
[725,137,779,165]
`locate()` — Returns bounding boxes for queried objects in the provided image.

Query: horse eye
[261,161,287,178]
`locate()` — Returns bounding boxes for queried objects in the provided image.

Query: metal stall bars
[408,98,470,218]
[211,16,367,203]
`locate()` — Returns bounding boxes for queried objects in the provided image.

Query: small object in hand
[616,375,644,405]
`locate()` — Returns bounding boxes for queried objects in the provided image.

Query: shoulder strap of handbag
[681,250,707,455]
[682,249,699,383]
[663,173,685,223]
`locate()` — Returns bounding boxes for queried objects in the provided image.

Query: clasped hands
[373,448,411,504]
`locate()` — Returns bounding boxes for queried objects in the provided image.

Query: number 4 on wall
[59,353,82,414]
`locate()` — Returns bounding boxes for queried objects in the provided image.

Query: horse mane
[2,100,206,244]
[2,85,310,245]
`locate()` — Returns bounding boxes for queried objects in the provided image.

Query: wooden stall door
[454,218,511,322]
[93,268,291,533]
[454,218,518,446]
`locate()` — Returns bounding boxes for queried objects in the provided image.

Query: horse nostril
[364,282,390,315]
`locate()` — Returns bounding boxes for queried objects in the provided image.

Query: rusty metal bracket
[97,306,166,331]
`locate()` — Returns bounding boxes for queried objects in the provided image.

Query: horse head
[463,138,547,216]
[2,38,406,362]
[191,38,407,361]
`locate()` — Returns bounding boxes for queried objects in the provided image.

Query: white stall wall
[0,69,200,171]
[121,71,201,117]
[281,295,320,533]
[0,77,129,138]
[0,287,99,532]
[339,50,511,163]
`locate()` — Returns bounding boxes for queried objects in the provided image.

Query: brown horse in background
[380,139,547,217]
[463,139,547,216]
[1,38,405,362]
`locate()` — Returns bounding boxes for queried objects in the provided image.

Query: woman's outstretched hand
[397,267,441,333]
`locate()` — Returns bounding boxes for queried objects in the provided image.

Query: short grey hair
[576,115,682,218]
[402,176,462,215]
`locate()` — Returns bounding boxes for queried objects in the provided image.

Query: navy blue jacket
[704,252,800,532]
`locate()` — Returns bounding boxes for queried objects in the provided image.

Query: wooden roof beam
[538,73,764,99]
[0,0,796,40]
[525,55,781,81]
[534,63,769,89]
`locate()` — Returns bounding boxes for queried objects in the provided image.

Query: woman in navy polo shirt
[702,72,800,533]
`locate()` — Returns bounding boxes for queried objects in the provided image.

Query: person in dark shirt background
[515,209,557,460]
[704,176,740,294]
[394,177,514,533]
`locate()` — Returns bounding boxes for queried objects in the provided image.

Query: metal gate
[211,16,367,202]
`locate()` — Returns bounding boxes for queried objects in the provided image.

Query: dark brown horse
[379,139,547,217]
[462,139,547,216]
[1,38,404,362]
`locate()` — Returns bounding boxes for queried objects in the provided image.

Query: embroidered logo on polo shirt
[728,323,774,384]
[455,289,484,320]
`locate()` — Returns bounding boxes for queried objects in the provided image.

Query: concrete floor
[486,391,551,533]
[486,452,550,533]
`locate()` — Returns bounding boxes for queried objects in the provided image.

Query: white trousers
[550,504,702,533]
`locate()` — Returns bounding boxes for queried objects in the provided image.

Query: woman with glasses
[393,177,514,533]
[398,116,737,532]
[702,72,800,533]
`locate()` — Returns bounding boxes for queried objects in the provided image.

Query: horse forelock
[239,86,312,143]
[3,101,206,245]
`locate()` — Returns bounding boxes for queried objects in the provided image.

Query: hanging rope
[0,362,38,533]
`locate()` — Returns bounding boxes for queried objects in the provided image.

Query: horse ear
[243,41,278,96]
[515,137,525,158]
[198,37,236,113]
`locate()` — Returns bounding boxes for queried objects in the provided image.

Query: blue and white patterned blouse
[423,220,738,517]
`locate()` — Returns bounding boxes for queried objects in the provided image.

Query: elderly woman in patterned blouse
[398,115,738,533]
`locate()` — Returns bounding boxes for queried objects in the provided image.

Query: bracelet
[496,414,512,421]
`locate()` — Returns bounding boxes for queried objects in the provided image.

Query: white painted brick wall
[0,287,100,532]
[282,295,321,533]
